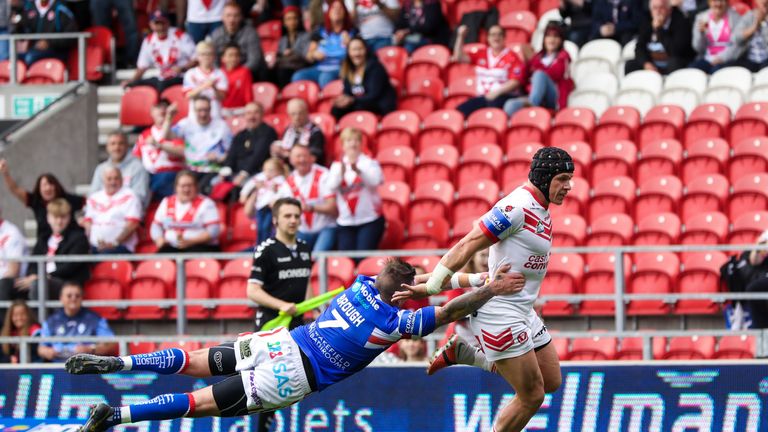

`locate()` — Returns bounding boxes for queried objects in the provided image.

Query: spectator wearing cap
[729,0,768,72]
[13,0,77,65]
[331,36,397,119]
[345,0,401,52]
[590,0,642,45]
[689,0,741,73]
[123,10,197,93]
[90,0,139,65]
[210,2,264,79]
[504,23,574,116]
[89,131,150,207]
[271,98,325,165]
[186,0,225,43]
[625,0,694,75]
[392,0,450,53]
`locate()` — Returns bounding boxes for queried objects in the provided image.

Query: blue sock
[120,348,189,375]
[107,393,194,427]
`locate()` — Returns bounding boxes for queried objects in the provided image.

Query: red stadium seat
[445,62,476,88]
[356,256,391,276]
[568,336,617,360]
[378,146,415,184]
[499,11,536,43]
[591,140,636,184]
[0,59,26,83]
[680,174,729,221]
[126,260,176,320]
[376,46,408,86]
[537,0,560,16]
[638,104,685,146]
[403,217,451,249]
[500,142,543,190]
[413,144,459,187]
[263,113,290,136]
[120,85,158,127]
[405,256,442,272]
[588,176,636,222]
[276,80,320,113]
[627,253,680,315]
[452,179,500,222]
[410,180,455,222]
[450,217,476,245]
[377,110,421,150]
[252,81,279,113]
[552,214,586,246]
[160,85,188,123]
[458,144,503,185]
[310,112,336,145]
[444,76,476,110]
[681,137,729,183]
[128,340,155,355]
[411,44,452,69]
[507,107,551,145]
[406,75,444,106]
[636,139,682,185]
[226,204,257,249]
[634,213,681,246]
[311,257,355,295]
[85,26,114,69]
[728,211,768,245]
[169,259,220,319]
[616,337,667,360]
[23,58,66,84]
[338,111,378,139]
[257,19,281,39]
[715,335,756,359]
[498,0,531,15]
[549,107,595,146]
[397,95,436,120]
[730,102,768,144]
[540,253,583,316]
[664,336,716,359]
[157,340,202,352]
[681,211,729,249]
[454,0,490,24]
[683,103,731,146]
[593,106,641,146]
[380,218,404,249]
[378,181,411,224]
[67,45,104,81]
[213,259,252,319]
[462,108,507,150]
[556,141,591,180]
[418,109,464,150]
[84,261,132,320]
[551,337,570,360]
[551,177,589,217]
[587,213,634,246]
[316,80,344,114]
[729,137,768,183]
[580,254,631,316]
[634,175,682,222]
[677,252,727,314]
[729,173,768,220]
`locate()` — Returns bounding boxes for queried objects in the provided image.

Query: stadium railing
[0,32,93,84]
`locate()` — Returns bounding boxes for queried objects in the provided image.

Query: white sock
[454,337,495,373]
[119,356,133,371]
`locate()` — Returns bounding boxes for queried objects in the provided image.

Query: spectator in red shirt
[221,43,254,113]
[504,22,575,116]
[454,25,527,117]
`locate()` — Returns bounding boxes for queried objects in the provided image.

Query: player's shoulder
[253,238,276,258]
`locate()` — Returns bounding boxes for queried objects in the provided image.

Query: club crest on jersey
[505,205,514,212]
[536,221,545,234]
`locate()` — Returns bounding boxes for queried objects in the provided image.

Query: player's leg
[427,334,497,375]
[535,341,562,394]
[492,350,546,432]
[66,342,238,378]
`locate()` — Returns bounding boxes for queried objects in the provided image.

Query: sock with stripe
[120,348,189,375]
[106,393,195,427]
[454,337,496,373]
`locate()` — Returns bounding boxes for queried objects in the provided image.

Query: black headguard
[528,147,574,199]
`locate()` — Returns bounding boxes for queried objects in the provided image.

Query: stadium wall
[0,84,98,227]
[1,362,766,431]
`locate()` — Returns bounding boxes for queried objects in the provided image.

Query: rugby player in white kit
[398,147,574,432]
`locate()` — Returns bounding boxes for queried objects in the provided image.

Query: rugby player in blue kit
[65,258,525,431]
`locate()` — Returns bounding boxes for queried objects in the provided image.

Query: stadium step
[98,118,120,133]
[97,103,120,116]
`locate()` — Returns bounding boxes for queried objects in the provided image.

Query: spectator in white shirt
[90,131,150,207]
[124,10,197,93]
[325,127,384,253]
[83,167,143,255]
[277,144,338,252]
[150,171,222,253]
[0,207,27,317]
[186,0,225,43]
[132,100,186,200]
[183,41,229,120]
[240,157,288,244]
[345,0,401,51]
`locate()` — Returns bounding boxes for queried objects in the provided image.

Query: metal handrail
[0,81,84,145]
[0,32,93,84]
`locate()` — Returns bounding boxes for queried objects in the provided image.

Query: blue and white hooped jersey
[291,275,437,390]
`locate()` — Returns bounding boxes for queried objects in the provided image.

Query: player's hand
[488,264,526,296]
[280,302,297,316]
[393,281,428,302]
[457,25,468,38]
[0,158,8,175]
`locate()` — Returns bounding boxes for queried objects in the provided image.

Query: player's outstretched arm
[423,225,495,297]
[433,265,523,327]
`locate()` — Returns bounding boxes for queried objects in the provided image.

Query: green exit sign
[11,95,56,118]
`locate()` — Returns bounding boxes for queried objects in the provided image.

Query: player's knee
[519,385,545,410]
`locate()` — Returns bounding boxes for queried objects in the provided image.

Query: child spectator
[241,158,289,244]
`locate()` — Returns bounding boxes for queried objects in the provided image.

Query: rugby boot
[66,354,124,375]
[79,403,114,432]
[427,334,459,375]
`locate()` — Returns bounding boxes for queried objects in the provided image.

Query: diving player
[65,258,525,431]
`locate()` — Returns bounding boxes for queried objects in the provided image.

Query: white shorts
[234,327,313,413]
[470,307,552,362]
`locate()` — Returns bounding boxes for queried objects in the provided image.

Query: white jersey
[136,28,196,80]
[151,194,221,247]
[182,66,228,120]
[0,219,26,278]
[325,154,383,226]
[277,165,336,233]
[477,185,552,318]
[173,117,232,173]
[187,0,225,23]
[84,187,143,252]
[240,173,286,210]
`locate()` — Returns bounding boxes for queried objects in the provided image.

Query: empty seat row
[554,334,755,360]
